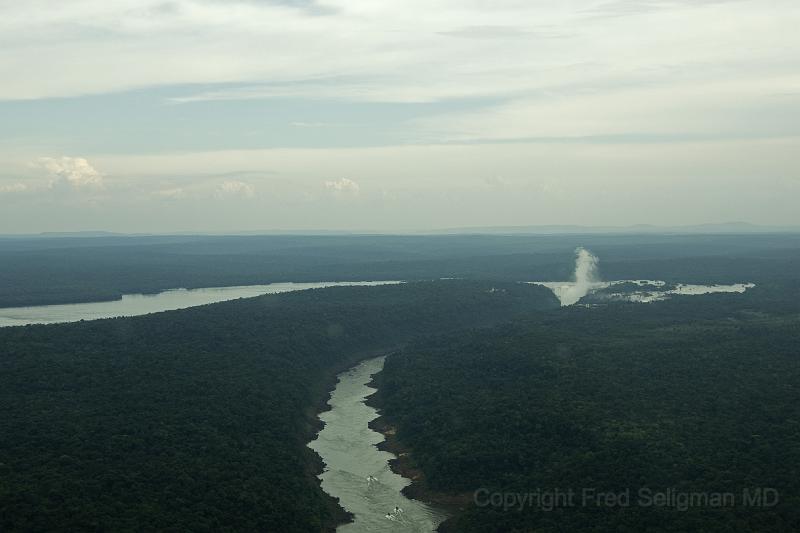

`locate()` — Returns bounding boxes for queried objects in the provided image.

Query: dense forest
[377,280,800,532]
[1,233,798,307]
[3,235,798,531]
[0,281,558,532]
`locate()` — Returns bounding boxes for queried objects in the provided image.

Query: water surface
[530,280,755,306]
[309,357,446,532]
[0,281,401,327]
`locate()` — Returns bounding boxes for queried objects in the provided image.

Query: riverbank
[309,355,448,531]
[303,346,403,531]
[365,370,473,531]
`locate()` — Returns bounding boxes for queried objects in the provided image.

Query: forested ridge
[0,281,557,532]
[378,283,800,532]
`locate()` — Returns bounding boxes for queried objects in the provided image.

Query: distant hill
[431,222,800,235]
[1,222,798,238]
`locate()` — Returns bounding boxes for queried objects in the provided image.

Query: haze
[1,0,799,233]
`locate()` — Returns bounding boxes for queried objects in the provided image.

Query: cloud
[413,75,800,143]
[217,179,255,198]
[39,157,104,189]
[325,177,360,195]
[584,0,744,19]
[437,25,559,40]
[289,121,329,128]
[5,140,797,232]
[484,176,507,189]
[152,187,186,200]
[3,0,797,108]
[0,182,28,194]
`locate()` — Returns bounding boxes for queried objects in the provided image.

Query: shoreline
[365,368,473,531]
[303,345,406,532]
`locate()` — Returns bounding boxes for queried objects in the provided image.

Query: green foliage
[379,282,800,532]
[3,234,799,531]
[0,281,556,532]
[2,233,798,307]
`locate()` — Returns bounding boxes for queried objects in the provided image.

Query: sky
[1,0,799,233]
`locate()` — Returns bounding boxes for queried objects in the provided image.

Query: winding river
[2,282,443,528]
[309,357,446,532]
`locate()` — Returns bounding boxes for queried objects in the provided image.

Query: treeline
[2,233,798,307]
[0,281,558,532]
[378,282,800,532]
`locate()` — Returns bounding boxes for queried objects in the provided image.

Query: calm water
[309,357,446,532]
[0,281,401,327]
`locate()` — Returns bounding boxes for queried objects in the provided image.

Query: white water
[0,281,402,327]
[533,280,611,306]
[309,357,446,532]
[540,247,603,305]
[530,280,755,306]
[615,282,756,303]
[529,248,754,306]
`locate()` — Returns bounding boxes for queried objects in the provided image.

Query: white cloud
[0,182,28,193]
[217,179,255,198]
[289,121,329,128]
[39,157,104,189]
[1,139,792,232]
[0,0,797,109]
[484,176,507,190]
[152,187,186,200]
[1,2,797,230]
[325,177,360,195]
[414,76,800,142]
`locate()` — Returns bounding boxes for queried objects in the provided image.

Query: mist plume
[557,247,601,306]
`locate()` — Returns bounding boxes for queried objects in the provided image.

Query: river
[309,357,446,532]
[0,281,401,327]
